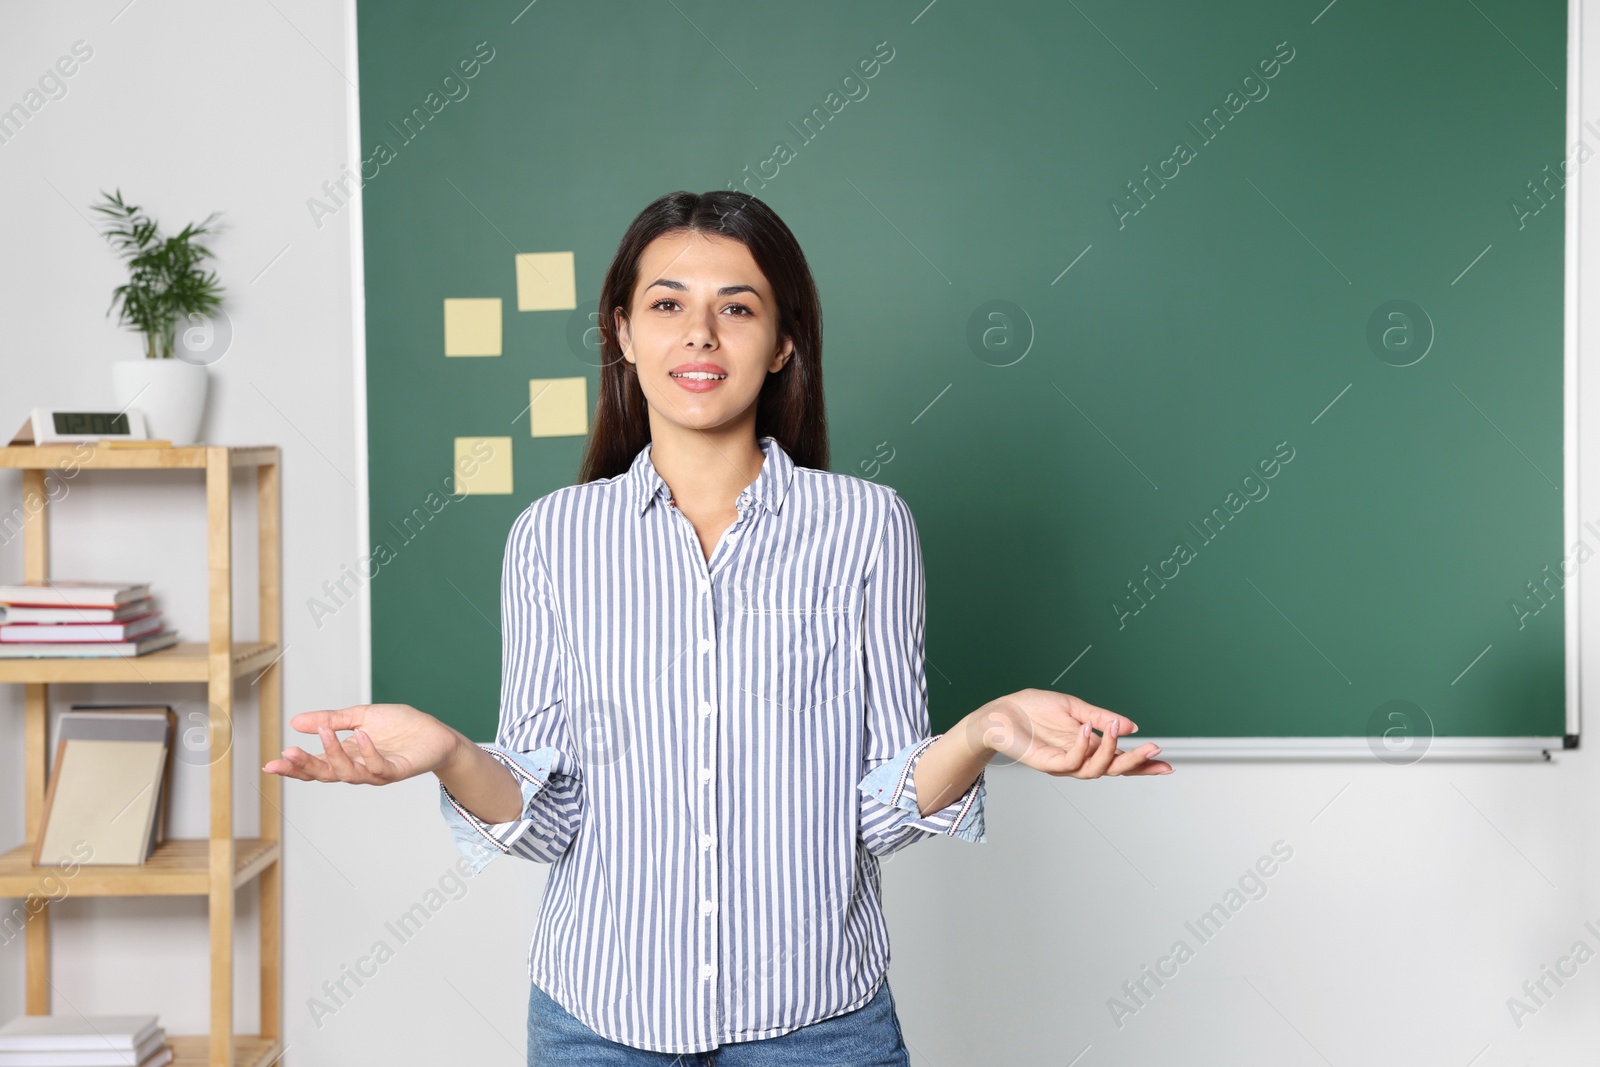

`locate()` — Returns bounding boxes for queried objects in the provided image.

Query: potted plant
[93,189,225,446]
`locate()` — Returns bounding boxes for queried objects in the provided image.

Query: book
[0,1014,158,1052]
[0,581,152,609]
[0,1026,166,1066]
[0,630,178,659]
[0,598,156,625]
[59,707,176,849]
[1,612,165,643]
[35,739,167,867]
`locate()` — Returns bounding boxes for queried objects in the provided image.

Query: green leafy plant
[91,189,225,359]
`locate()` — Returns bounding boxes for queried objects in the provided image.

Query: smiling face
[614,230,794,436]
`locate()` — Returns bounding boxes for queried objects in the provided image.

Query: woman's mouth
[669,365,729,392]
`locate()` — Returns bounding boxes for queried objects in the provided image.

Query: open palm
[974,688,1172,778]
[262,702,460,785]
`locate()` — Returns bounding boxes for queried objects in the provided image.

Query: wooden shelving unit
[0,444,284,1067]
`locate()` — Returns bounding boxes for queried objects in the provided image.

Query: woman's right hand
[263,703,462,785]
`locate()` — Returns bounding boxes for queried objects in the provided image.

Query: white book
[0,1026,165,1066]
[55,708,176,854]
[0,581,152,608]
[0,1015,158,1052]
[36,740,166,867]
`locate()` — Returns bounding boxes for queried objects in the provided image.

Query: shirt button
[699,578,710,594]
[698,637,712,653]
[701,834,714,849]
[701,767,713,783]
[701,963,715,979]
[701,899,715,915]
[700,700,713,716]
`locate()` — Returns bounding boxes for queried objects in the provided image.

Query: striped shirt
[438,433,986,1055]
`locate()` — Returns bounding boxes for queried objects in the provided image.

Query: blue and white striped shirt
[438,433,986,1054]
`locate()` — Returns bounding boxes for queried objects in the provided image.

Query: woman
[265,190,1173,1065]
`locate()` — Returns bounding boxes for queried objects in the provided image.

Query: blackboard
[355,0,1574,754]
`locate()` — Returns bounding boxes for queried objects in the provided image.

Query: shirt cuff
[438,744,559,874]
[858,735,987,843]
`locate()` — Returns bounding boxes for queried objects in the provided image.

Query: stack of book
[0,582,177,658]
[0,1013,171,1067]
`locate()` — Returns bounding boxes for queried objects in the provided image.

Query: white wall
[2,2,1598,1064]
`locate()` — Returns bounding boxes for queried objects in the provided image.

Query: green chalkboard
[356,0,1570,748]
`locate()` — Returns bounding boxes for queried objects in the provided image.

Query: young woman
[265,190,1173,1066]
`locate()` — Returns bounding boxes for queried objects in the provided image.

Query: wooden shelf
[6,442,284,1064]
[0,838,279,898]
[0,642,280,684]
[0,444,279,470]
[167,1035,282,1067]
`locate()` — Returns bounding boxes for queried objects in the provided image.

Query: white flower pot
[111,359,209,446]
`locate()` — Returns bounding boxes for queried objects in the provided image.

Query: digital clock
[9,407,152,445]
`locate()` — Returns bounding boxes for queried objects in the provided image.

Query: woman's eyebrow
[645,279,762,298]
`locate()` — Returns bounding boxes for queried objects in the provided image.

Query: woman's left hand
[969,688,1173,778]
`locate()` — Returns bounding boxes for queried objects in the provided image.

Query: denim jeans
[526,977,912,1066]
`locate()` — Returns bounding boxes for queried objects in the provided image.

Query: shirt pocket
[735,583,856,713]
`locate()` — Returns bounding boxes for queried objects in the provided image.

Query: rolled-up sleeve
[439,505,584,874]
[856,490,987,859]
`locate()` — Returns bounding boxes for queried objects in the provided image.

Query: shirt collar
[630,435,794,517]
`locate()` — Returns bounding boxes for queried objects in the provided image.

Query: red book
[0,597,156,624]
[0,629,179,658]
[1,611,165,643]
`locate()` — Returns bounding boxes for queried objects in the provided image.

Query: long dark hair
[578,190,828,482]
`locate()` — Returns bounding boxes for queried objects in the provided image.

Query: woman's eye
[648,299,753,316]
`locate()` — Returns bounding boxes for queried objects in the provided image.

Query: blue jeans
[526,977,912,1066]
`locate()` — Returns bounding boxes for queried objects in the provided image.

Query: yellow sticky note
[443,298,502,357]
[454,437,513,495]
[515,252,577,311]
[529,377,589,438]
